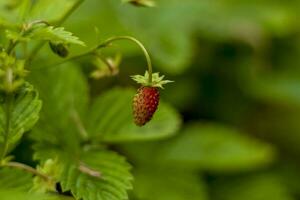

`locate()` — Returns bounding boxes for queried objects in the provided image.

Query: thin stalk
[6,41,18,55]
[97,36,153,83]
[55,0,85,26]
[93,52,114,73]
[2,162,50,181]
[36,36,153,83]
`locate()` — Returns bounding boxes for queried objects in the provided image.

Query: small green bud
[49,42,69,58]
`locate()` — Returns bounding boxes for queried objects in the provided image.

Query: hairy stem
[2,162,50,181]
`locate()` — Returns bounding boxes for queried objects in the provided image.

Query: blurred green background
[6,0,300,199]
[62,0,300,199]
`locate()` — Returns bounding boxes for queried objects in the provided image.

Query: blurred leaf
[0,167,33,191]
[132,167,207,200]
[86,88,181,143]
[159,123,276,172]
[211,173,294,200]
[28,0,75,22]
[29,63,88,152]
[241,70,300,107]
[0,83,41,149]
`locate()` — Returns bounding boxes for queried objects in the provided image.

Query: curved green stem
[37,36,153,83]
[97,36,153,84]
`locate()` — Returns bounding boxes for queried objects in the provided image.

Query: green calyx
[131,71,173,89]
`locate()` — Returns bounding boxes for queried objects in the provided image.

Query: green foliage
[29,63,88,150]
[159,123,275,172]
[0,167,33,191]
[58,150,133,200]
[1,0,300,200]
[0,83,41,153]
[30,26,85,46]
[133,168,207,200]
[86,88,181,142]
[211,173,294,200]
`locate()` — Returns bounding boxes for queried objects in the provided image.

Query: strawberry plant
[1,0,298,200]
[0,0,179,199]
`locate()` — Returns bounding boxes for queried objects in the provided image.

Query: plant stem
[6,40,18,55]
[36,36,153,83]
[2,162,50,181]
[27,0,85,64]
[56,0,85,26]
[97,36,153,83]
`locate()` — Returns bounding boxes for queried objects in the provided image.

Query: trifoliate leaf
[30,26,85,46]
[0,83,42,152]
[86,88,181,143]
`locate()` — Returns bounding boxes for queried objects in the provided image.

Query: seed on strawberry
[133,86,160,126]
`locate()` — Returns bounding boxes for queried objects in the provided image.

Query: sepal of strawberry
[131,71,173,88]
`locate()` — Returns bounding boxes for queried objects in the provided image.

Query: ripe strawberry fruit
[133,86,160,126]
[131,71,172,126]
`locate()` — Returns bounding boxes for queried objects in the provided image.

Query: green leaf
[29,63,88,151]
[5,29,29,42]
[33,148,133,200]
[0,189,74,200]
[0,83,42,151]
[159,123,276,172]
[132,167,208,200]
[28,0,76,22]
[30,26,85,46]
[211,173,294,200]
[0,167,33,191]
[86,88,181,143]
[40,149,133,200]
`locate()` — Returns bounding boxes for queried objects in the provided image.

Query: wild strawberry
[131,71,172,126]
[133,86,160,126]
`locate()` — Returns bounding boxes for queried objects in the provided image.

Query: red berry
[132,86,160,126]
